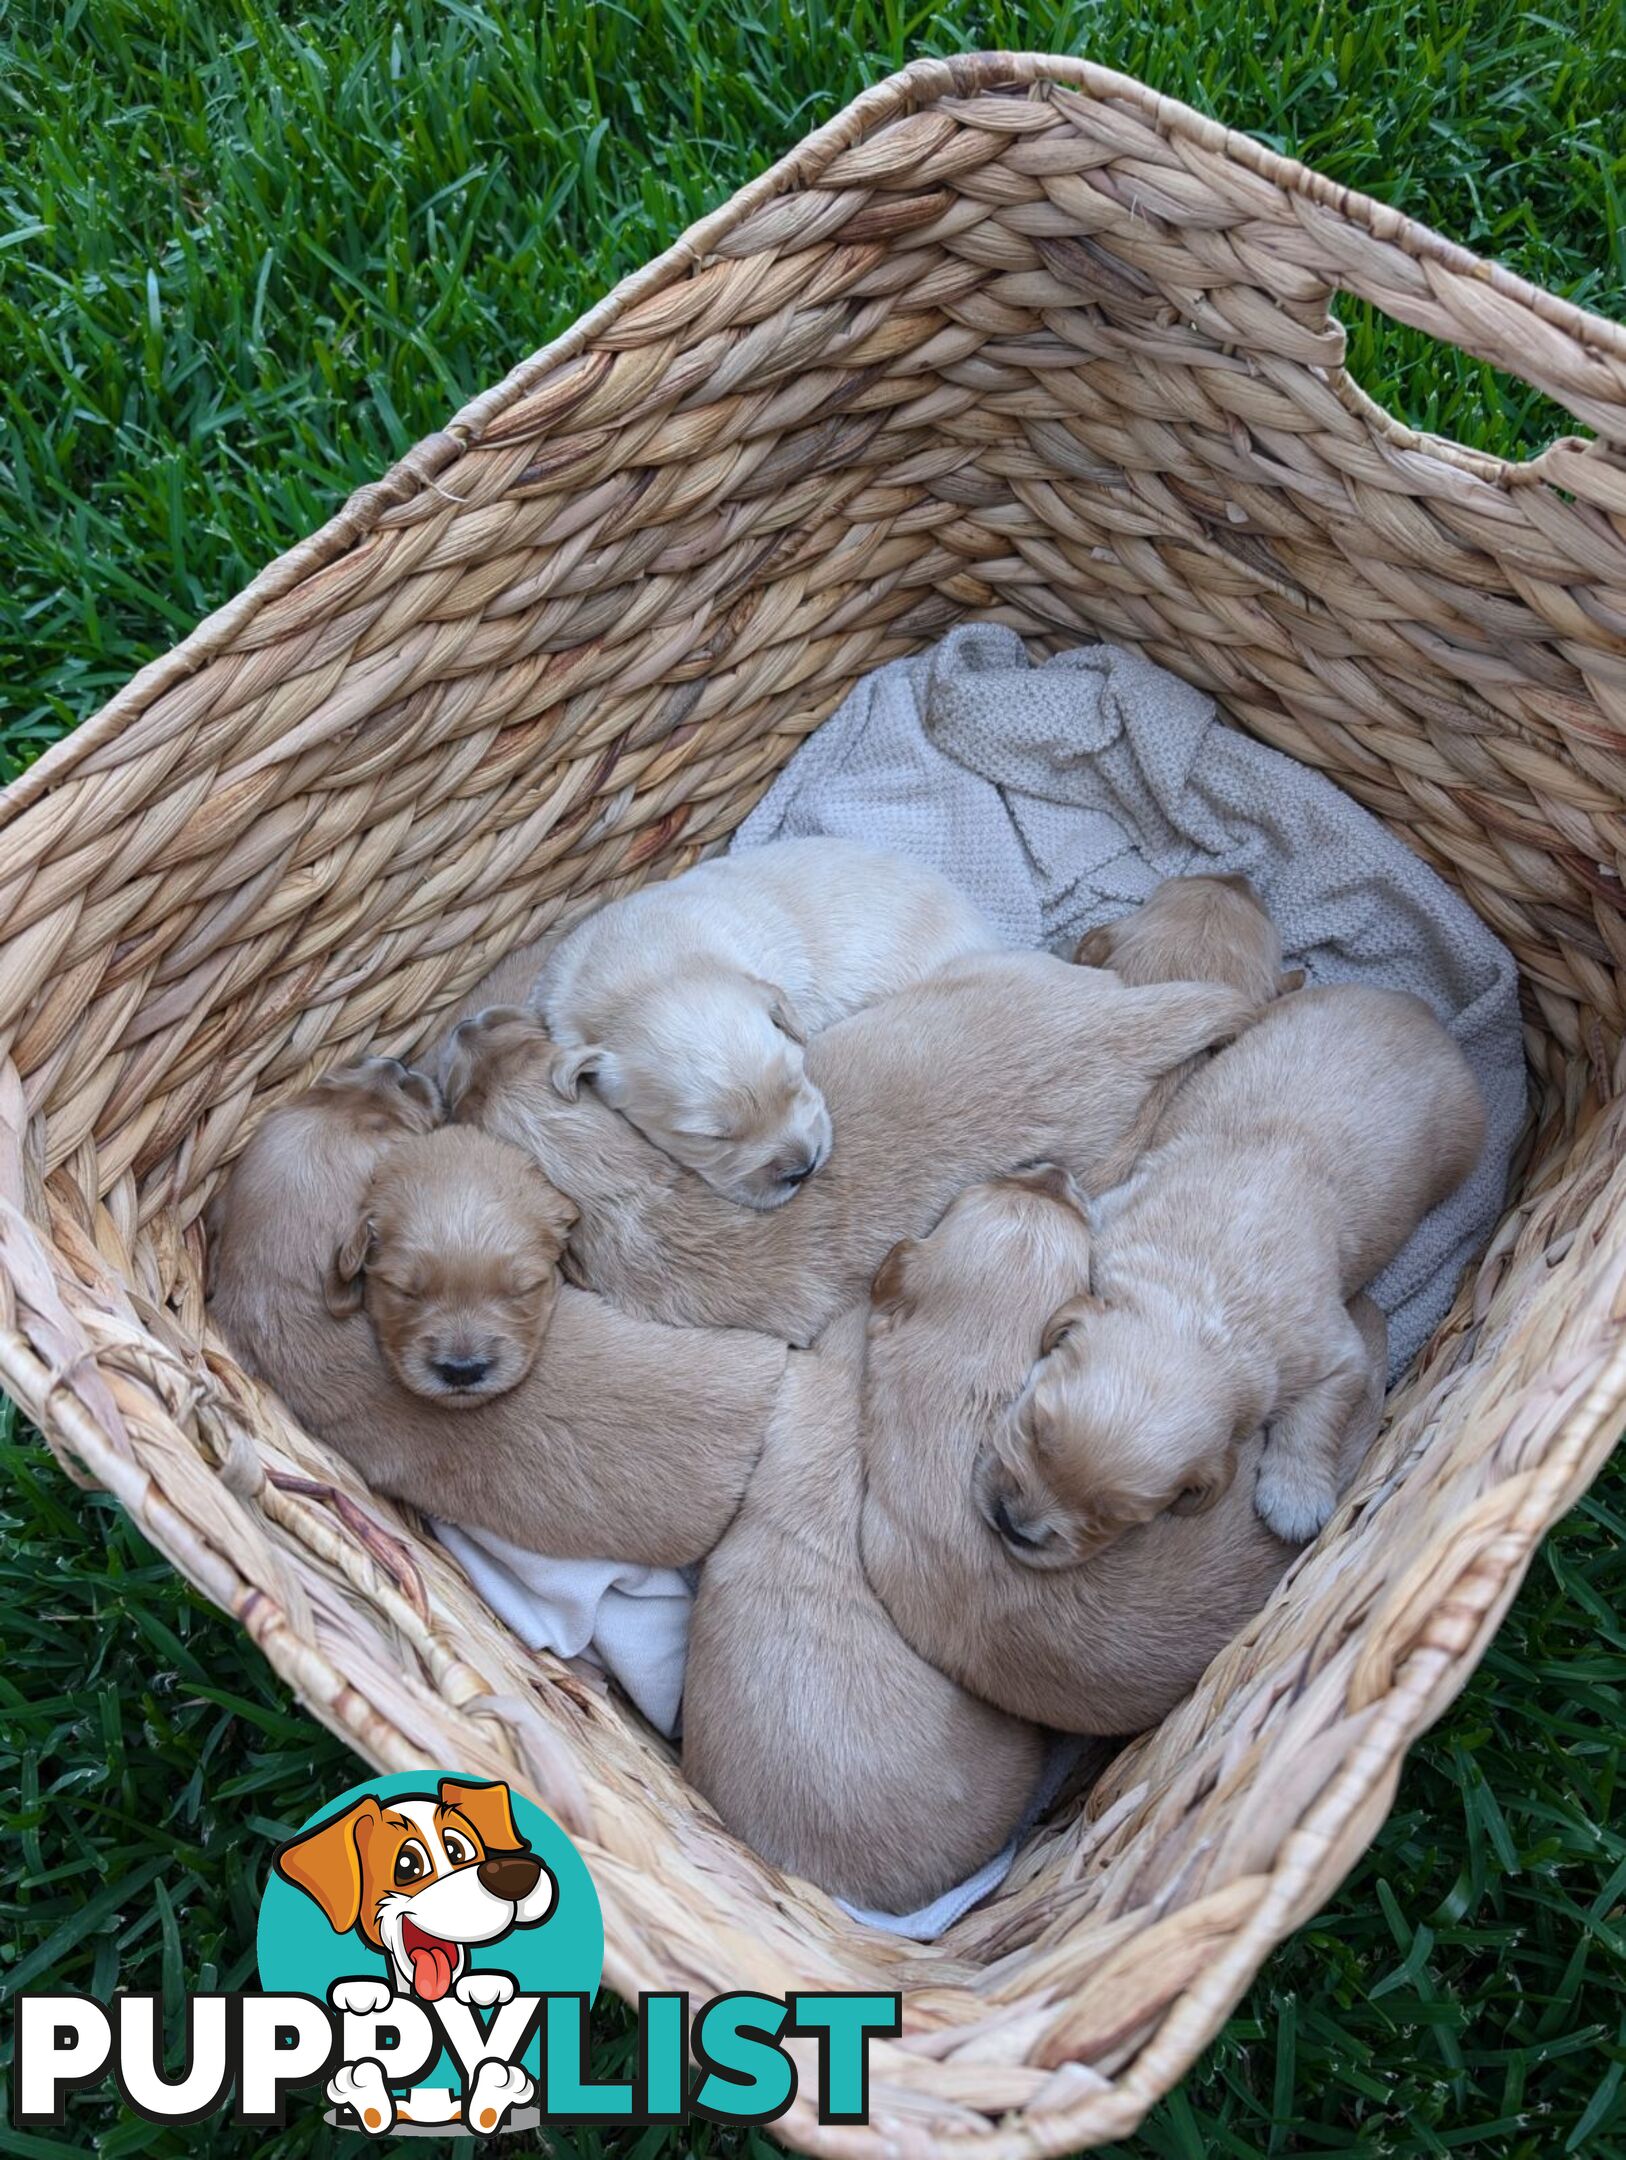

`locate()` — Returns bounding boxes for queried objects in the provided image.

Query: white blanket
[438,625,1526,1937]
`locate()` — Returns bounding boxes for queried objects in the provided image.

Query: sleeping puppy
[535,838,1003,1209]
[681,1307,1045,1913]
[325,1124,576,1405]
[205,1062,788,1567]
[1070,875,1300,1146]
[987,987,1483,1555]
[444,953,1255,1343]
[1074,874,1304,1005]
[858,1170,1389,1733]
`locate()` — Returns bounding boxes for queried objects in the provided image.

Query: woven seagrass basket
[4,49,1626,2154]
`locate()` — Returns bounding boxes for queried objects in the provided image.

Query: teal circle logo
[257,1770,601,2133]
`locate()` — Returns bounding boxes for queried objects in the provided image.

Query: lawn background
[2,1,1625,2152]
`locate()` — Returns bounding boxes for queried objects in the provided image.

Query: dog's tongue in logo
[403,1917,458,2001]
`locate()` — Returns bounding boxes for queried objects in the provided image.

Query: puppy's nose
[992,1493,1045,1551]
[433,1355,491,1390]
[478,1852,542,1900]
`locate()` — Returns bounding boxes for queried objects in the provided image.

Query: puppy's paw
[320,1054,443,1129]
[454,1969,516,2009]
[1253,1451,1337,1545]
[330,1977,395,2017]
[453,1003,535,1043]
[443,1005,552,1115]
[327,2059,396,2136]
[466,2058,534,2135]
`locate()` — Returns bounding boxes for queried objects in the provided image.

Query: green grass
[1,0,1624,2151]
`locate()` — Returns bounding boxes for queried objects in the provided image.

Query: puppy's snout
[432,1355,491,1390]
[780,1149,819,1186]
[477,1851,542,1900]
[990,1492,1045,1552]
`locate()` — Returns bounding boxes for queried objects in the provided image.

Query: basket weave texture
[4,51,1626,2157]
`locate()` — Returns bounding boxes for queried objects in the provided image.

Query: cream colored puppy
[682,1307,1045,1912]
[536,839,1003,1209]
[986,986,1483,1556]
[446,953,1255,1342]
[1074,873,1304,1005]
[205,1062,788,1566]
[858,1170,1388,1732]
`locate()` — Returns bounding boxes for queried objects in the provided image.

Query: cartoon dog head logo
[274,1777,558,2003]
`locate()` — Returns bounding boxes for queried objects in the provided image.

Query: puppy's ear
[869,1237,920,1324]
[1168,1448,1236,1516]
[1073,926,1115,968]
[520,1165,579,1257]
[550,1043,606,1101]
[274,1796,382,1933]
[324,1213,375,1317]
[1040,1293,1101,1359]
[769,991,809,1045]
[438,1777,526,1854]
[1276,966,1306,995]
[1005,1161,1089,1213]
[745,976,808,1045]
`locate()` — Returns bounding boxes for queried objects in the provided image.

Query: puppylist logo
[11,1770,901,2137]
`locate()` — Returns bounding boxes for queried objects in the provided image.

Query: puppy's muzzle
[477,1850,542,1900]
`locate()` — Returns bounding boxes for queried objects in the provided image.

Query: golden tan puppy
[1074,874,1304,1005]
[682,1308,1045,1912]
[444,952,1255,1343]
[325,1125,576,1405]
[858,1171,1388,1733]
[206,1064,788,1566]
[986,986,1483,1557]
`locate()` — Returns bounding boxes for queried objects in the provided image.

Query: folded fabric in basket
[430,1523,692,1738]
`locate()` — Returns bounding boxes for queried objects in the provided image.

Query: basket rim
[7,45,1625,831]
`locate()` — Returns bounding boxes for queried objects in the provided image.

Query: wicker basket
[3,49,1625,2154]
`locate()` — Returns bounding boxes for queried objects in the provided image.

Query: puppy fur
[445,953,1256,1344]
[858,1171,1389,1732]
[1074,874,1304,1006]
[326,1124,577,1405]
[681,1307,1045,1912]
[989,986,1483,1557]
[535,839,1003,1209]
[205,1062,788,1566]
